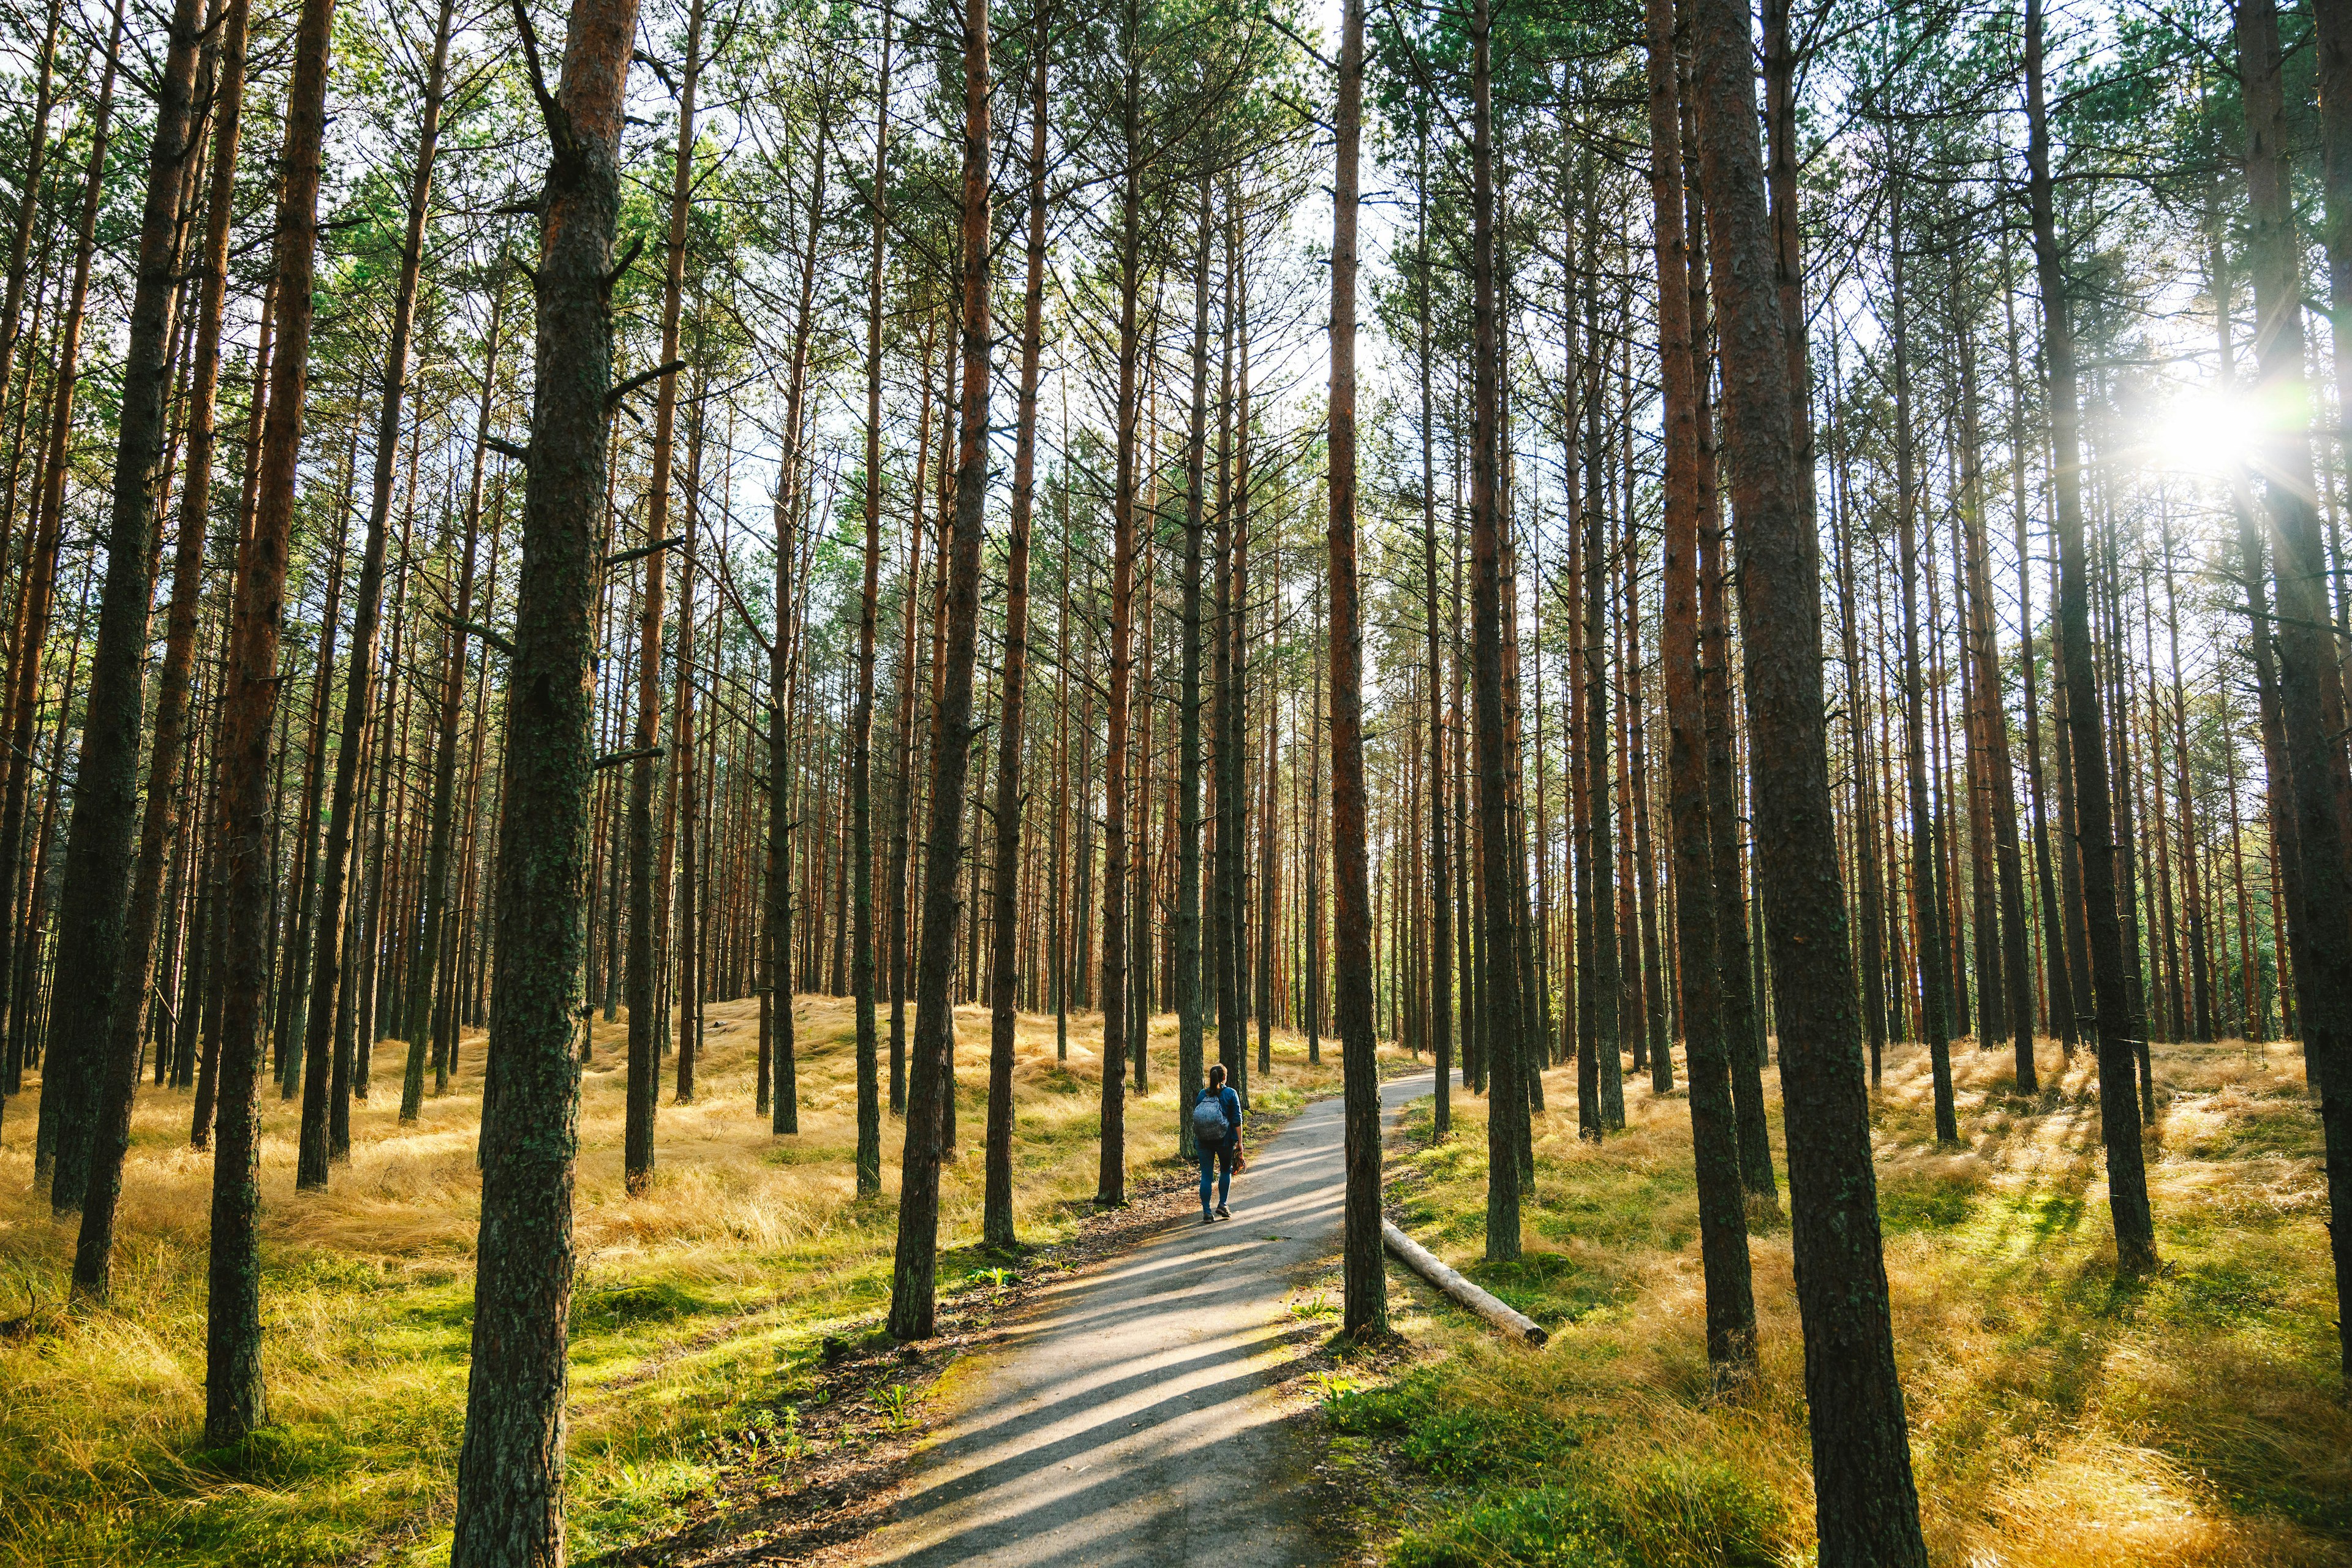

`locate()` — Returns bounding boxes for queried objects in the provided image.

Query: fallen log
[1381,1219,1547,1346]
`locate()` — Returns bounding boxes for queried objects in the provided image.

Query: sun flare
[2146,387,2264,476]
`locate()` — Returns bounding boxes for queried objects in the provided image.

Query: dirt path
[856,1069,1439,1568]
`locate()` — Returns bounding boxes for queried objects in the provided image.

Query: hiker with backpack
[1191,1063,1245,1223]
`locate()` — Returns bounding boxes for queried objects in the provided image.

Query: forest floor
[0,995,1389,1566]
[1324,1035,2352,1568]
[4,1020,2345,1568]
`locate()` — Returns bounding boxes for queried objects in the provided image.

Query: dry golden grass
[1357,1035,2350,1568]
[0,993,1361,1566]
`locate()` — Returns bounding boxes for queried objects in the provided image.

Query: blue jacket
[1197,1084,1242,1148]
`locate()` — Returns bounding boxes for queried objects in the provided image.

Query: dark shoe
[1201,1212,1215,1225]
[1215,1204,1230,1219]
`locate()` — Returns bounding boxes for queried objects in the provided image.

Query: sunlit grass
[1352,1035,2350,1567]
[0,993,1357,1566]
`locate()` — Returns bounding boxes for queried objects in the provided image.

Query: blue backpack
[1191,1088,1234,1145]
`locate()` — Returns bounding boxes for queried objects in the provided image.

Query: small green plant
[1306,1370,1364,1406]
[874,1383,914,1431]
[965,1266,1017,1291]
[776,1405,806,1465]
[1288,1293,1340,1321]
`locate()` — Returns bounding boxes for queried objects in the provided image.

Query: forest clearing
[2,0,2351,1555]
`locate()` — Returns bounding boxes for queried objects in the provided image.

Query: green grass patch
[1341,1042,2351,1567]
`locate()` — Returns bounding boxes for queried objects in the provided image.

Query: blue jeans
[1198,1140,1236,1213]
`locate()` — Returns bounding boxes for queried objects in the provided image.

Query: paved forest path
[858,1068,1442,1568]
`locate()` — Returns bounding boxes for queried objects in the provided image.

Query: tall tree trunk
[1468,0,1521,1260]
[672,378,704,1102]
[395,273,501,1149]
[206,0,338,1444]
[0,0,60,447]
[13,0,124,1180]
[316,0,459,1170]
[848,7,890,1183]
[1888,200,1958,1142]
[1328,0,1385,1332]
[889,0,990,1336]
[983,6,1048,1248]
[2235,0,2352,1382]
[1684,0,1929,1553]
[772,100,829,1136]
[1416,121,1452,1139]
[1095,0,1142,1209]
[2003,237,2074,1061]
[48,0,208,1239]
[1177,176,1211,1160]
[1648,0,1755,1383]
[446,0,639,1549]
[1951,287,2038,1086]
[2026,0,2157,1270]
[1684,130,1774,1195]
[68,0,235,1287]
[625,0,705,1191]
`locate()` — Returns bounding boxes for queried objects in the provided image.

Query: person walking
[1191,1063,1244,1222]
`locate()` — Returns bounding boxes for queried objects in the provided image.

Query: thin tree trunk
[625,0,705,1191]
[316,0,459,1171]
[984,6,1049,1249]
[1648,0,1754,1382]
[846,7,889,1180]
[1416,121,1451,1138]
[1469,0,1521,1261]
[206,0,339,1443]
[1095,0,1143,1210]
[1888,200,1958,1143]
[1329,0,1384,1332]
[2027,0,2157,1270]
[772,101,829,1137]
[1177,176,1211,1160]
[889,0,990,1337]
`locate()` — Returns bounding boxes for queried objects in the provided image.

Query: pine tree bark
[13,0,124,1180]
[66,0,228,1285]
[446,0,639,1548]
[1648,0,1754,1383]
[1888,202,1958,1142]
[1415,123,1452,1139]
[624,0,705,1189]
[845,7,889,1180]
[206,0,338,1442]
[1177,176,1212,1160]
[311,0,459,1177]
[48,0,208,1237]
[889,0,990,1336]
[2027,0,2157,1270]
[0,0,59,439]
[983,6,1049,1248]
[771,101,829,1137]
[1328,0,1385,1332]
[1468,0,1520,1261]
[2234,0,2352,1382]
[1095,0,1144,1209]
[1684,0,1929,1550]
[672,379,705,1102]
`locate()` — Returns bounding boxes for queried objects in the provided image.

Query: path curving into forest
[858,1069,1443,1568]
